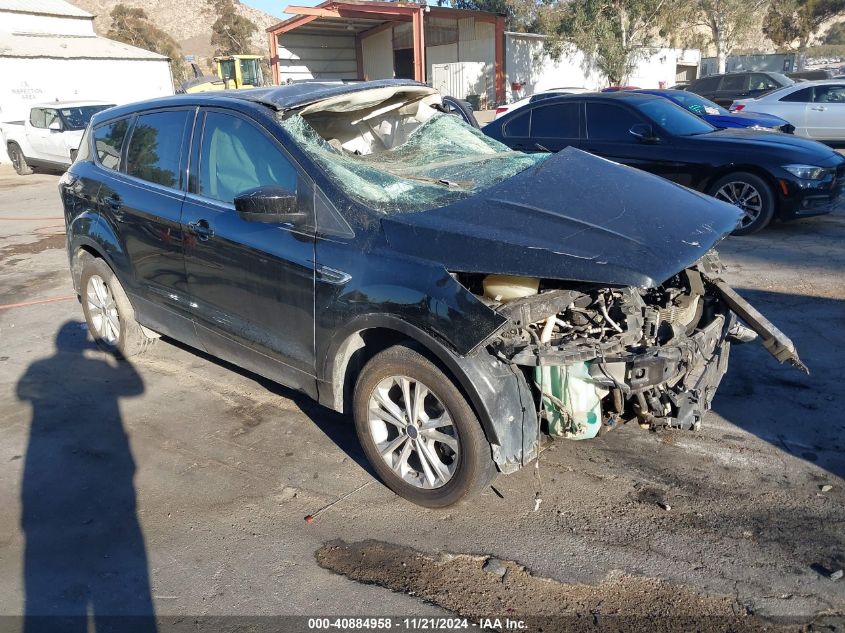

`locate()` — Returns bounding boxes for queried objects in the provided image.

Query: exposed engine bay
[454,251,806,440]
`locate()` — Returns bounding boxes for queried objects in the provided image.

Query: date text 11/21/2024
[307,617,528,630]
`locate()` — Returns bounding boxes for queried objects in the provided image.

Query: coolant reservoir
[482,275,539,302]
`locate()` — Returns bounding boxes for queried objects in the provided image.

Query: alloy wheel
[86,274,120,345]
[367,376,460,490]
[714,181,763,229]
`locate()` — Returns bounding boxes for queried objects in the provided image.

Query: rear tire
[708,171,775,235]
[80,256,156,358]
[8,143,33,175]
[353,345,495,508]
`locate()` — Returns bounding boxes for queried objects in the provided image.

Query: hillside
[68,0,280,61]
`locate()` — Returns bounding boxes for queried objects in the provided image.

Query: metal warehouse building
[0,0,174,128]
[267,0,506,108]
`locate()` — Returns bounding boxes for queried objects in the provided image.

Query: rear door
[94,108,198,344]
[688,76,722,102]
[27,108,52,159]
[714,74,748,107]
[805,84,845,140]
[181,108,317,396]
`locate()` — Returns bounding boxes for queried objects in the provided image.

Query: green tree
[208,0,258,57]
[681,0,771,73]
[763,0,845,69]
[107,4,187,86]
[539,0,674,85]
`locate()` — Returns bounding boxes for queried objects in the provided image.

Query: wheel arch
[321,317,504,447]
[67,213,130,294]
[703,164,781,201]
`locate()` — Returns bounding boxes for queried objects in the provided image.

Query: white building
[505,32,700,101]
[0,0,174,158]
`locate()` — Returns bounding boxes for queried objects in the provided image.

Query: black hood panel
[382,147,742,288]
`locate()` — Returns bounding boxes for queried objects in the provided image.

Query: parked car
[787,69,835,81]
[494,87,589,119]
[730,80,845,142]
[2,101,114,175]
[686,72,794,107]
[634,89,794,132]
[62,80,803,507]
[483,91,845,234]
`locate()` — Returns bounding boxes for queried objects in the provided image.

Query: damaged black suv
[61,80,803,507]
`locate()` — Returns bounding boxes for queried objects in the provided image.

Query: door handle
[811,105,826,111]
[188,219,214,241]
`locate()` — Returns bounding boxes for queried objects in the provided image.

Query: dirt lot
[0,166,843,631]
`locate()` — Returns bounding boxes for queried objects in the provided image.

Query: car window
[720,75,746,91]
[636,99,714,136]
[664,91,727,115]
[29,108,46,128]
[93,119,130,171]
[199,111,297,204]
[125,110,190,189]
[749,73,780,91]
[530,102,580,138]
[692,76,720,92]
[503,110,530,137]
[585,103,642,141]
[779,87,813,103]
[813,85,845,103]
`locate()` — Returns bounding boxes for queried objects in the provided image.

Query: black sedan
[483,91,845,234]
[62,81,801,507]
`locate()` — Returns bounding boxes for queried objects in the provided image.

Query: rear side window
[530,102,580,138]
[780,87,813,103]
[125,110,190,189]
[29,108,46,128]
[749,73,779,91]
[93,119,129,171]
[813,85,845,103]
[503,110,530,137]
[199,111,297,204]
[586,103,642,141]
[692,76,720,92]
[720,75,746,91]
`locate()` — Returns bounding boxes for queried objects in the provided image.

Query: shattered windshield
[280,112,547,214]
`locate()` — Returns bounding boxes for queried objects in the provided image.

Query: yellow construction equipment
[179,55,266,94]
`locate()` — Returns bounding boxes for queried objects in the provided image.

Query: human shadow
[17,322,155,633]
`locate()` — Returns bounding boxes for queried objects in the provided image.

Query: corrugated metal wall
[277,32,358,83]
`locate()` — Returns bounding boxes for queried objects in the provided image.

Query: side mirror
[48,120,62,132]
[234,185,306,225]
[629,123,658,143]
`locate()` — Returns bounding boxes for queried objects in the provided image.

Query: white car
[2,101,114,175]
[494,87,590,119]
[730,80,845,141]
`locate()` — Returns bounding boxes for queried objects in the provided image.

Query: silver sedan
[730,79,845,141]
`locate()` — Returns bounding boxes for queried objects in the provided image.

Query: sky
[242,0,321,19]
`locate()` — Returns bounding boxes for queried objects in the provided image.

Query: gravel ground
[0,166,842,632]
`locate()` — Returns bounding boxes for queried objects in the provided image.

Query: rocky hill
[68,0,280,60]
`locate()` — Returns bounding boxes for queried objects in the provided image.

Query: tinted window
[199,111,296,204]
[125,110,189,188]
[93,119,129,171]
[586,103,642,141]
[813,85,845,103]
[503,110,530,137]
[720,75,746,91]
[779,87,813,103]
[636,99,714,136]
[530,102,580,138]
[692,76,721,92]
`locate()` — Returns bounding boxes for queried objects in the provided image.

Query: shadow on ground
[17,322,156,633]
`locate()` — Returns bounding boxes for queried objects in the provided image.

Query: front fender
[320,314,539,474]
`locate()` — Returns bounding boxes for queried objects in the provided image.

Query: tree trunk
[717,48,727,74]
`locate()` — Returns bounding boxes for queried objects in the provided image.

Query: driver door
[182,109,317,397]
[805,84,845,140]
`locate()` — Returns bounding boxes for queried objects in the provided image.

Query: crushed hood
[381,147,742,288]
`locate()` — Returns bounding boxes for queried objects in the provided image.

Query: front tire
[8,143,33,175]
[708,171,775,235]
[80,256,156,358]
[353,345,495,508]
